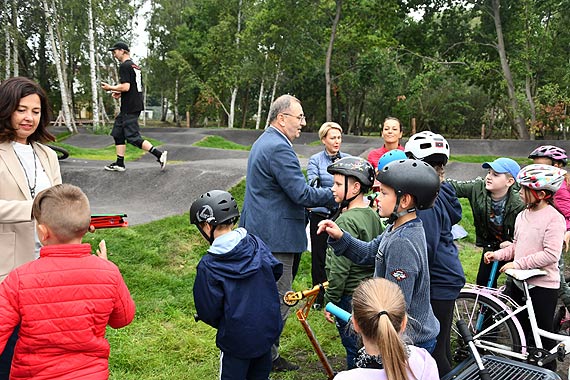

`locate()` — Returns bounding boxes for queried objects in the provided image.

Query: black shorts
[111,112,143,146]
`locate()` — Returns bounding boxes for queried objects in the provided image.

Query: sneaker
[271,357,299,372]
[104,162,126,172]
[159,151,168,171]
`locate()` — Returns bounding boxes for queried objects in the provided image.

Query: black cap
[108,41,129,52]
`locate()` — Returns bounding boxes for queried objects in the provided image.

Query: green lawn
[84,181,483,380]
[51,136,163,161]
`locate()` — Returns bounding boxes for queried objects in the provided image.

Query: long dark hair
[0,77,54,143]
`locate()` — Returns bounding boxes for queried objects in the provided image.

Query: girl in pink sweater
[484,164,566,364]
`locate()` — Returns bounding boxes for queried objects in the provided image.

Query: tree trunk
[43,0,76,133]
[265,59,280,128]
[325,0,342,121]
[4,0,10,79]
[228,0,243,128]
[491,0,529,139]
[241,86,249,129]
[87,0,100,131]
[174,78,180,127]
[11,0,18,76]
[255,78,264,130]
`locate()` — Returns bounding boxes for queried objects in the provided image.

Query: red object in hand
[90,214,128,230]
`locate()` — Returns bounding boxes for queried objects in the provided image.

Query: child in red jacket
[0,184,135,380]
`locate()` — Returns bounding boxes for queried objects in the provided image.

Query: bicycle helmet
[516,164,567,192]
[377,159,440,222]
[327,156,375,187]
[190,190,240,243]
[377,149,407,171]
[405,131,450,166]
[528,145,567,166]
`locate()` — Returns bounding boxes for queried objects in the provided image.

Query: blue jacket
[417,181,466,300]
[193,230,283,358]
[240,127,336,253]
[307,149,349,215]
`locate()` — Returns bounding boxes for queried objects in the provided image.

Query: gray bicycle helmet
[528,145,567,166]
[405,131,450,166]
[377,159,440,221]
[190,190,239,243]
[327,156,375,187]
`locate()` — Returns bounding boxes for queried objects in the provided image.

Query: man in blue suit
[240,94,336,372]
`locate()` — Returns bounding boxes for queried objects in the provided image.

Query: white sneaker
[159,151,168,171]
[104,162,126,172]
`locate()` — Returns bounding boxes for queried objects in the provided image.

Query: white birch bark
[255,78,264,130]
[174,77,179,127]
[11,0,18,76]
[265,59,280,128]
[228,0,243,128]
[4,0,10,79]
[42,0,76,133]
[87,0,100,130]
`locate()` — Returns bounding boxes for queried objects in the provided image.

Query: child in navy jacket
[191,190,283,380]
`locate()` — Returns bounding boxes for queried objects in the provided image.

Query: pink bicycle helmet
[528,145,567,166]
[516,164,567,192]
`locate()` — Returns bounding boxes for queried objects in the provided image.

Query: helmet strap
[197,224,217,244]
[387,194,416,224]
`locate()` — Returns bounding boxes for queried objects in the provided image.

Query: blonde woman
[307,122,348,308]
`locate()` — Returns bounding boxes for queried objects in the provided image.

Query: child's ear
[506,176,516,187]
[399,193,414,209]
[36,224,50,244]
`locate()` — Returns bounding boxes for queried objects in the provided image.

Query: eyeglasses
[282,113,306,122]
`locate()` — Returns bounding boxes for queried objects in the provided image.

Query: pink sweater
[493,205,565,289]
[554,179,570,230]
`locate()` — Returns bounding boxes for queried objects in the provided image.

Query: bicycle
[452,268,570,375]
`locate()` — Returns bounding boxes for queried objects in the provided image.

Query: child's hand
[500,262,515,272]
[499,241,513,249]
[96,240,107,260]
[317,220,343,240]
[564,231,570,253]
[483,251,495,264]
[324,310,335,324]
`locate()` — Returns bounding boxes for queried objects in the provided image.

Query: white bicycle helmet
[516,164,567,192]
[405,131,450,166]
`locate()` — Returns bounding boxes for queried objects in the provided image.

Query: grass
[83,178,483,380]
[50,136,163,161]
[193,135,251,150]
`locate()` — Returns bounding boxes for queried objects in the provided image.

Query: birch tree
[87,0,101,130]
[42,0,76,133]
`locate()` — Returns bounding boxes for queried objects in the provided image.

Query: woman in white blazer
[0,77,62,378]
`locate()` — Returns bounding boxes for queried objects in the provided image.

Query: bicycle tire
[47,145,69,160]
[452,291,523,363]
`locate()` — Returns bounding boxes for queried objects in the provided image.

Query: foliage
[192,135,251,150]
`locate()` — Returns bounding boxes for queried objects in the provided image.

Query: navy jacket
[240,127,336,253]
[417,181,466,300]
[193,233,283,358]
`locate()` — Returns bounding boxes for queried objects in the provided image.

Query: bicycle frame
[461,271,570,366]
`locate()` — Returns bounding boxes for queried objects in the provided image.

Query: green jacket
[447,178,525,248]
[324,207,382,305]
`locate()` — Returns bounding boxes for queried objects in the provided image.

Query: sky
[130,0,151,61]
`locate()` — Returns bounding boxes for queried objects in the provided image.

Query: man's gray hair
[267,94,301,123]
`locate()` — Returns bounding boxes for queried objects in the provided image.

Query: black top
[119,59,143,113]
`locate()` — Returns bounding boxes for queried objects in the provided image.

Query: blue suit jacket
[240,127,336,253]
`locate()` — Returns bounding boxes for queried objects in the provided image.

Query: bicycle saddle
[505,268,547,281]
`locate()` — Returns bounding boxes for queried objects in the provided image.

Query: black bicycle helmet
[327,156,375,187]
[190,190,240,243]
[377,159,440,211]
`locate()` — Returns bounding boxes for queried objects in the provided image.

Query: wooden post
[186,111,190,128]
[481,123,485,139]
[411,118,416,135]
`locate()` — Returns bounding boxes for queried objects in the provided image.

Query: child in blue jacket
[191,190,283,380]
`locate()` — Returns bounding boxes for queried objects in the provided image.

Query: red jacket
[0,243,135,379]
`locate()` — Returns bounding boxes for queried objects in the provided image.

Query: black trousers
[309,213,328,286]
[0,326,18,379]
[431,299,454,377]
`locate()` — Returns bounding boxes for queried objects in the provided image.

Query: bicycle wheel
[452,291,523,363]
[47,145,69,160]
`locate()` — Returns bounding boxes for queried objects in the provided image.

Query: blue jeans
[415,337,437,354]
[335,295,359,369]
